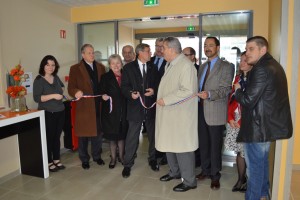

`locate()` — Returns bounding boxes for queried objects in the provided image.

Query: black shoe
[149,160,159,171]
[122,167,131,178]
[159,156,168,165]
[94,158,105,166]
[109,160,116,169]
[173,183,197,192]
[160,174,180,182]
[82,162,90,170]
[232,181,247,192]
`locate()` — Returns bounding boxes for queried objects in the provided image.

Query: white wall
[0,0,76,178]
[0,0,77,109]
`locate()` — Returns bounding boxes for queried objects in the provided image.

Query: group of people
[32,35,293,200]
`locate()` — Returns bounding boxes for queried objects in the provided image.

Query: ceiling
[48,0,249,34]
[47,0,135,7]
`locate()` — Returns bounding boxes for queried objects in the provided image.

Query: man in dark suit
[121,43,159,178]
[150,37,168,165]
[197,37,234,190]
[150,37,167,82]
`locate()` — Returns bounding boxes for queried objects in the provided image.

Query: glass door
[78,21,117,69]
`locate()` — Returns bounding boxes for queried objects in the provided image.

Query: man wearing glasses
[183,47,199,72]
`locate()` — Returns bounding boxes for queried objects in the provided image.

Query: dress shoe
[94,158,105,166]
[109,160,116,169]
[196,172,209,180]
[160,174,180,182]
[210,180,220,190]
[149,160,159,171]
[82,162,90,170]
[159,156,168,165]
[122,167,131,178]
[173,183,197,192]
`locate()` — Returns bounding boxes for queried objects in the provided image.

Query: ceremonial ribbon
[138,93,198,109]
[64,94,112,113]
[169,94,198,106]
[138,96,156,109]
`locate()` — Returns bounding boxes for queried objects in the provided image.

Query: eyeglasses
[155,45,163,49]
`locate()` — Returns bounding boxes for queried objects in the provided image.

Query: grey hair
[135,43,150,56]
[108,54,123,66]
[122,45,134,53]
[81,44,94,53]
[155,37,164,43]
[163,37,182,54]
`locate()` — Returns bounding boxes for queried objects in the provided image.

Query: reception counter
[0,110,49,178]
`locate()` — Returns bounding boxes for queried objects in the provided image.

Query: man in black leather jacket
[234,36,293,200]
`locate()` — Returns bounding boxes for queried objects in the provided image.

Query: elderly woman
[100,54,128,169]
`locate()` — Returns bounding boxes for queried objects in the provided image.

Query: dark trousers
[124,119,155,168]
[198,104,224,180]
[78,116,103,163]
[45,110,65,163]
[78,135,103,163]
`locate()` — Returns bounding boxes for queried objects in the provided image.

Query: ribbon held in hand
[67,94,113,113]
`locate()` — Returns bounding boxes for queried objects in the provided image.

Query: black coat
[150,56,167,83]
[99,70,128,140]
[121,59,159,121]
[235,53,293,142]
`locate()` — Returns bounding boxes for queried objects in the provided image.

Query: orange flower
[7,64,27,97]
[14,75,20,81]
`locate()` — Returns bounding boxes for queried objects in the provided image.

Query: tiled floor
[0,134,298,200]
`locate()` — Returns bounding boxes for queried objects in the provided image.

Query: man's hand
[197,91,208,99]
[157,98,165,106]
[75,90,83,99]
[144,88,154,96]
[131,91,140,99]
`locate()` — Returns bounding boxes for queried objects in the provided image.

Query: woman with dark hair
[100,54,128,169]
[224,51,252,192]
[33,55,65,172]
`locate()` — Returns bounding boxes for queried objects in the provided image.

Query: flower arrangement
[6,64,28,98]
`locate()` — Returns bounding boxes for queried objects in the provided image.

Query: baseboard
[293,164,300,170]
[0,170,19,184]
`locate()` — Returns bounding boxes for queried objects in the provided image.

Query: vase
[10,96,27,112]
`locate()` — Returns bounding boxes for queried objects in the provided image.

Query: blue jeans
[244,142,270,200]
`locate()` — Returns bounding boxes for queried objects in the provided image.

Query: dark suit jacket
[121,59,158,121]
[99,70,128,140]
[150,56,167,83]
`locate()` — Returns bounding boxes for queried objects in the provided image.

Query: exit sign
[144,0,159,7]
[186,26,196,31]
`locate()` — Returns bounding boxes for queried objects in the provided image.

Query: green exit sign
[186,26,196,31]
[144,0,159,7]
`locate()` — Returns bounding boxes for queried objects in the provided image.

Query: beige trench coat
[155,54,198,153]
